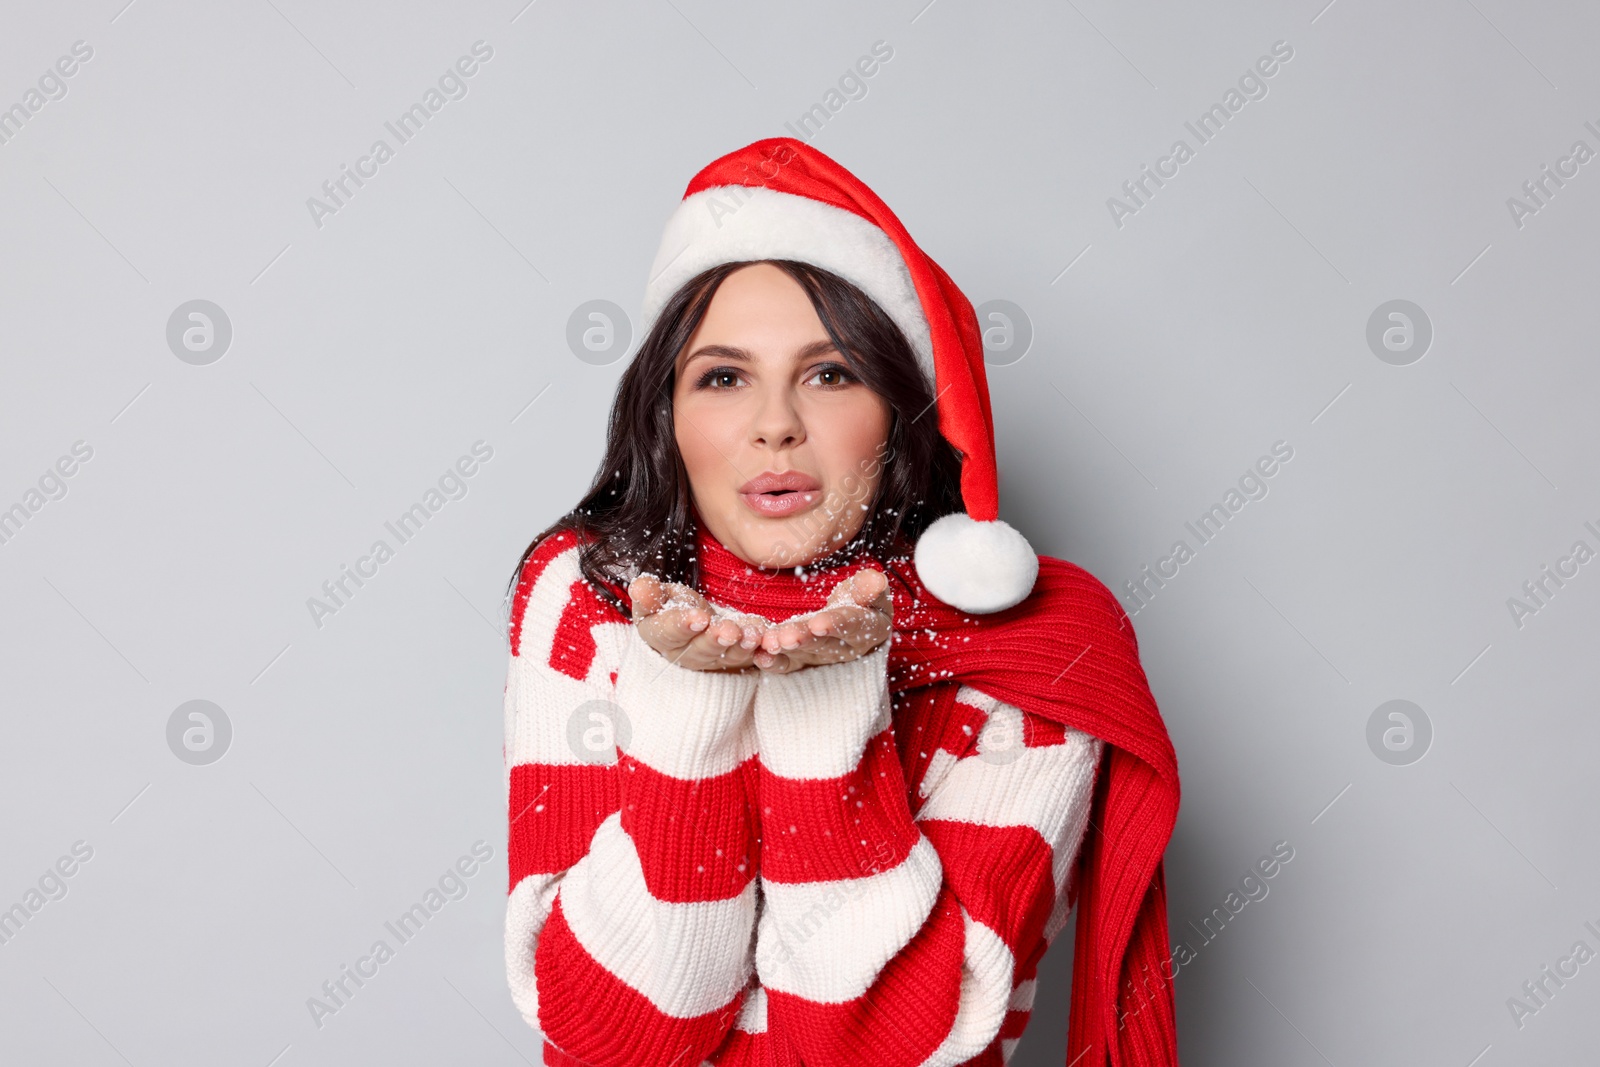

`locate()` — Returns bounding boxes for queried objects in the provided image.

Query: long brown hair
[508,259,963,609]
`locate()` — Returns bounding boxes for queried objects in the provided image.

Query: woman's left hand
[755,568,892,674]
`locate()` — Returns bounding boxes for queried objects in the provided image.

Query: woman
[503,139,1181,1067]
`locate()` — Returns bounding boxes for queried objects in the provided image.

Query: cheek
[673,396,734,496]
[815,395,891,486]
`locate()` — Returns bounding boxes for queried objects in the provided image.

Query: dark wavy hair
[508,259,964,610]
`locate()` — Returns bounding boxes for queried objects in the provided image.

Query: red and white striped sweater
[505,530,1104,1067]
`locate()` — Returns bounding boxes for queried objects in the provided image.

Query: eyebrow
[681,338,840,367]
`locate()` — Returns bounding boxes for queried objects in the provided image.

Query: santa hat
[639,137,1038,614]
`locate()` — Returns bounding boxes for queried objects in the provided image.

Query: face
[673,263,893,570]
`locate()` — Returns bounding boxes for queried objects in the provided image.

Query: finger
[774,621,811,651]
[647,585,705,633]
[858,571,893,620]
[656,583,712,631]
[711,617,742,647]
[814,609,887,656]
[851,568,887,604]
[756,649,794,673]
[653,606,707,635]
[652,609,709,646]
[662,581,711,611]
[637,592,713,639]
[739,619,765,650]
[818,603,872,638]
[831,568,885,607]
[759,626,787,654]
[633,578,693,653]
[857,575,896,627]
[694,630,743,665]
[628,574,667,618]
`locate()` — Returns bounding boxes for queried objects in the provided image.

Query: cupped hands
[627,569,891,675]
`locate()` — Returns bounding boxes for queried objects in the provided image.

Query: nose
[750,382,805,452]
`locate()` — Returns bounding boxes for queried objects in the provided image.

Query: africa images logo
[306,442,493,629]
[1121,441,1294,615]
[305,841,493,1029]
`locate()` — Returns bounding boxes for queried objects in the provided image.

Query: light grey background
[2,1,1596,1064]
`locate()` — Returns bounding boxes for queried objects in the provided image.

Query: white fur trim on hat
[641,185,934,375]
[914,513,1039,614]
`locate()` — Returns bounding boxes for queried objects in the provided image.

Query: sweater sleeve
[504,535,763,1066]
[750,643,1102,1067]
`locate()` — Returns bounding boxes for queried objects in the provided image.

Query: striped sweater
[505,531,1104,1066]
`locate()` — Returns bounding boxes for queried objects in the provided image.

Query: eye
[694,366,745,389]
[806,362,856,388]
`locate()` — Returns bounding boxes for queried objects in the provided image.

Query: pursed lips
[737,470,822,518]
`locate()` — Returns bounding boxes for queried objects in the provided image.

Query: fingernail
[689,617,708,631]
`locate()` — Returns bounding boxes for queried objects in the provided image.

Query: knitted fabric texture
[504,526,1179,1067]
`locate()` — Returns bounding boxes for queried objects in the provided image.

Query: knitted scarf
[671,524,1182,1067]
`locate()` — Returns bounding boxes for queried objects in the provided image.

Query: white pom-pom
[914,513,1039,614]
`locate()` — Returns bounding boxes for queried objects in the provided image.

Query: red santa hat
[639,137,1038,614]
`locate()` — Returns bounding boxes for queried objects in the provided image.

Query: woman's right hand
[628,574,767,672]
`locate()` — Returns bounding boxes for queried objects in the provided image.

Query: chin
[742,533,818,570]
[731,516,857,571]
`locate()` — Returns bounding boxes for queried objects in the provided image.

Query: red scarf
[678,525,1181,1067]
